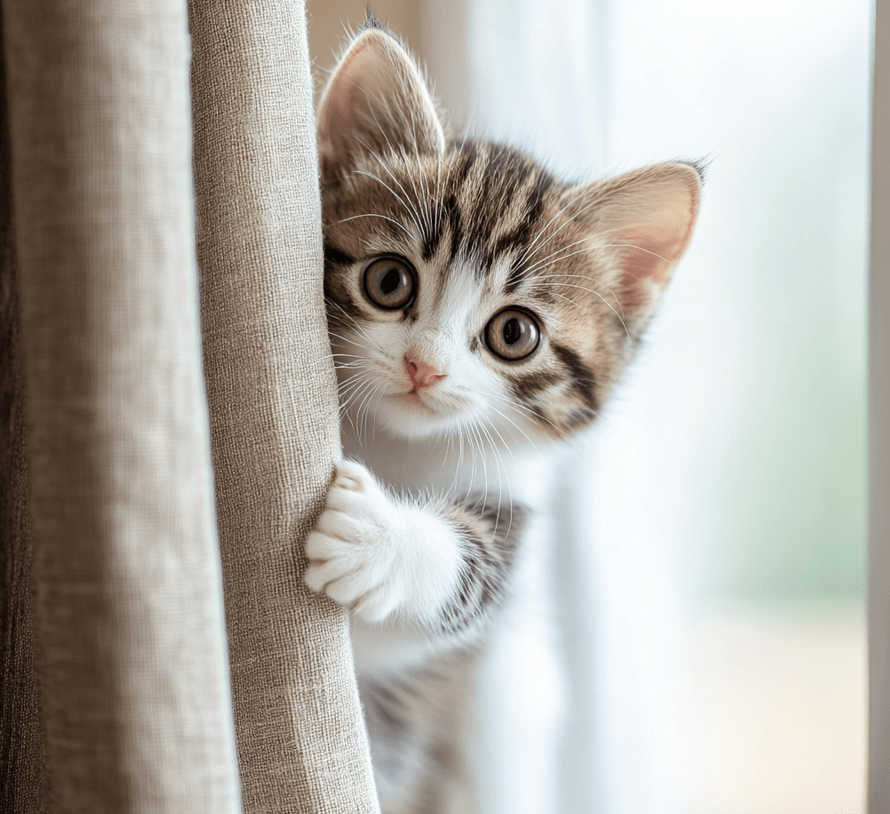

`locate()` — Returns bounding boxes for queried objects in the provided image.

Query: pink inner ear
[317,28,445,171]
[319,43,385,152]
[617,199,696,310]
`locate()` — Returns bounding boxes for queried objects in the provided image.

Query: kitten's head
[317,18,700,444]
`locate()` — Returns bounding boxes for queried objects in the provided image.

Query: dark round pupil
[503,318,521,345]
[380,267,401,295]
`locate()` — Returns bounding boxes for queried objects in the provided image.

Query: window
[308,1,870,809]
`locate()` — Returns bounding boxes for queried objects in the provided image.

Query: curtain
[188,1,378,811]
[415,0,869,812]
[0,1,378,812]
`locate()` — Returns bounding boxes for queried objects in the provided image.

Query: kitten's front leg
[304,459,523,632]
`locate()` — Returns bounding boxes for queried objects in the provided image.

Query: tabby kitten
[306,17,700,814]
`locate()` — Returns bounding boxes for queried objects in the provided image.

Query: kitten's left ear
[317,19,446,182]
[571,162,702,335]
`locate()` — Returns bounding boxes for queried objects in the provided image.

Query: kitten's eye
[485,308,541,361]
[363,256,416,310]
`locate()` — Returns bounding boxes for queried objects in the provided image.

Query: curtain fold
[0,10,44,806]
[2,0,243,808]
[0,1,375,810]
[188,1,379,812]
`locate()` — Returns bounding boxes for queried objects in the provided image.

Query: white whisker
[354,169,426,239]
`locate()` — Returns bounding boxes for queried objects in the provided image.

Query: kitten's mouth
[402,389,432,408]
[395,387,454,416]
[372,386,479,439]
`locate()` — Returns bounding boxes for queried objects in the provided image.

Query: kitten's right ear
[317,21,446,182]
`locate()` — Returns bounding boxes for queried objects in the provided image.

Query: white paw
[304,460,462,624]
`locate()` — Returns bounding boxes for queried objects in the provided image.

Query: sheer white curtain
[420,1,870,812]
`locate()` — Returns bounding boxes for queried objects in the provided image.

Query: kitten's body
[306,18,700,814]
[344,422,563,813]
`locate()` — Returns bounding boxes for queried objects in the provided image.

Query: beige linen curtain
[0,1,378,812]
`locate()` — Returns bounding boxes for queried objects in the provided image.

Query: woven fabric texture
[188,1,380,812]
[0,15,45,808]
[2,1,242,811]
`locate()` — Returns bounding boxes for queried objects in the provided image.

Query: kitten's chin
[373,394,470,440]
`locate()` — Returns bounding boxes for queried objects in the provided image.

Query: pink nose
[405,352,446,392]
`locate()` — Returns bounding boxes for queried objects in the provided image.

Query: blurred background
[307,1,870,811]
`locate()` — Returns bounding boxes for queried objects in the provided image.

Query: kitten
[306,16,700,814]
